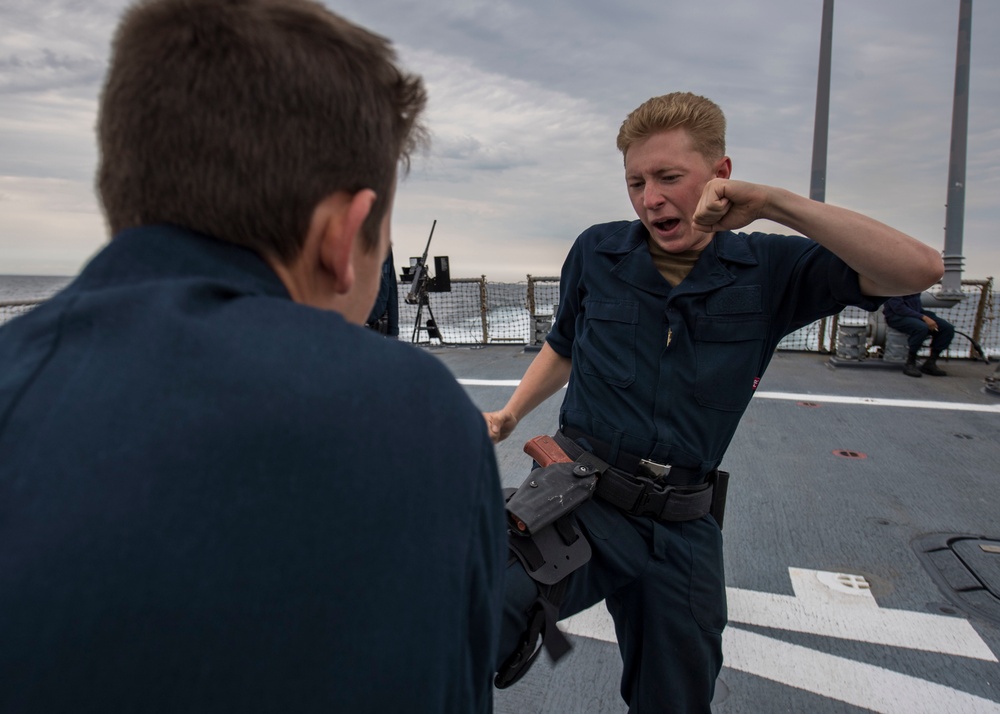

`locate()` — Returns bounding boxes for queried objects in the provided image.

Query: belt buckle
[636,458,671,481]
[636,482,674,518]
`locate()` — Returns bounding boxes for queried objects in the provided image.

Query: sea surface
[0,275,74,302]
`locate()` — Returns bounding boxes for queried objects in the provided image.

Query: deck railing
[3,277,996,358]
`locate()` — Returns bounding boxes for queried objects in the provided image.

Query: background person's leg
[923,310,956,355]
[885,314,930,377]
[918,310,954,375]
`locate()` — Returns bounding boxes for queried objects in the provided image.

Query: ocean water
[0,275,74,302]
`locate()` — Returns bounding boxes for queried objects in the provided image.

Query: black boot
[920,354,947,376]
[903,353,922,378]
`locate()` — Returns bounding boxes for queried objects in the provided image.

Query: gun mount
[399,220,451,342]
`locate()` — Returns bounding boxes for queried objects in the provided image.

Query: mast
[809,0,834,203]
[940,0,972,298]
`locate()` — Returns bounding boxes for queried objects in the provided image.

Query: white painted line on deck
[732,567,997,661]
[457,379,525,387]
[455,379,1000,414]
[560,568,996,661]
[559,568,1000,712]
[723,628,1000,714]
[754,391,1000,413]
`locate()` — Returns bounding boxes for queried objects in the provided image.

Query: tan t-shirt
[647,237,706,287]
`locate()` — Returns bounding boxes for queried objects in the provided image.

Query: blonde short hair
[616,92,726,162]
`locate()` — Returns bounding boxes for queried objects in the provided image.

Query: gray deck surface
[423,345,1000,714]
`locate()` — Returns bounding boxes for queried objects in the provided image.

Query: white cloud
[0,176,106,274]
[389,47,630,281]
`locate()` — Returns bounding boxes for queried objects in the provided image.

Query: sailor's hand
[693,178,768,233]
[483,410,517,444]
[922,315,939,331]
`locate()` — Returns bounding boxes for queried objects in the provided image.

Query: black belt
[559,426,708,485]
[553,429,716,524]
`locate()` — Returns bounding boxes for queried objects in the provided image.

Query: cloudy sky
[1,0,998,283]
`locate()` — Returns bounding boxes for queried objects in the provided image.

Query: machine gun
[399,220,451,342]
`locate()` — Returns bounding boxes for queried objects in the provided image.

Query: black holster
[495,457,605,690]
[505,460,599,536]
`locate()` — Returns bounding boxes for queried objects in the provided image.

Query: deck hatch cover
[913,533,1000,624]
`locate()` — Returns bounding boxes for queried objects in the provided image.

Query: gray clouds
[0,0,118,95]
[0,0,997,281]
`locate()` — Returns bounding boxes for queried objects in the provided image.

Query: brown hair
[96,0,427,259]
[616,92,726,162]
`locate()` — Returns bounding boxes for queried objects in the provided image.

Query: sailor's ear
[315,189,377,294]
[714,156,732,179]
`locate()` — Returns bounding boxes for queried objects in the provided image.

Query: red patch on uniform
[752,377,760,391]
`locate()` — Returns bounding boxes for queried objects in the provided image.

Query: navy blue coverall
[0,225,505,714]
[882,293,954,357]
[500,220,883,713]
[366,247,400,336]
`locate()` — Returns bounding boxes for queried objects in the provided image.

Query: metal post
[809,0,834,203]
[941,0,972,298]
[970,278,990,352]
[479,276,489,344]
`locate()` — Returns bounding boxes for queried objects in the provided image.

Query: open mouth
[652,218,681,234]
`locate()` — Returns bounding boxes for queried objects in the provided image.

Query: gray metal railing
[4,277,996,358]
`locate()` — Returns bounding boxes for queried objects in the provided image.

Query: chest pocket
[579,299,638,388]
[694,316,769,411]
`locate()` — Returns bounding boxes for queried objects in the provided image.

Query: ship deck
[424,345,1000,713]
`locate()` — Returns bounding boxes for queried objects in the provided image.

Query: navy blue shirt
[883,293,924,320]
[549,220,883,474]
[0,226,504,713]
[367,248,400,336]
